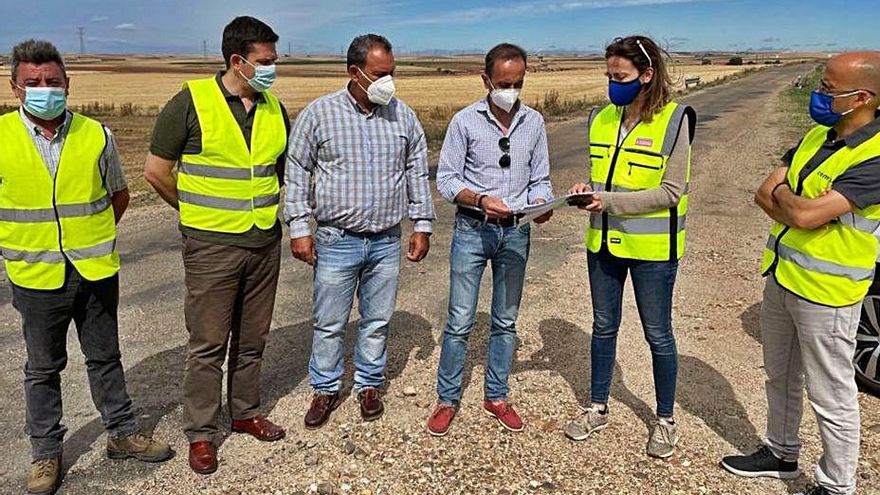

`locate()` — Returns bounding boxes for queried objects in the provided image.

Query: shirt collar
[215,71,266,103]
[825,110,880,148]
[343,83,380,117]
[18,106,71,139]
[476,96,527,131]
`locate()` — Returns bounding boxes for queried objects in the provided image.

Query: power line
[77,27,85,55]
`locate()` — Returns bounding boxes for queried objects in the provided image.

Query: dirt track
[0,63,878,494]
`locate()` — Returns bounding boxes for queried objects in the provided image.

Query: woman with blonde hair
[565,35,696,459]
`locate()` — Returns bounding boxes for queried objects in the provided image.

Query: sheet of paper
[515,192,595,224]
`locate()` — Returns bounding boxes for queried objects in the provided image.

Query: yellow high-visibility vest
[0,111,119,290]
[177,77,286,233]
[585,101,696,261]
[761,124,880,307]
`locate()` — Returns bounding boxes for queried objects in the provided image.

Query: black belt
[456,206,518,227]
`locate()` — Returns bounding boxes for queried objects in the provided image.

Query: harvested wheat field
[0,57,750,115]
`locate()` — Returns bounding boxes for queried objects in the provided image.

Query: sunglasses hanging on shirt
[498,137,511,168]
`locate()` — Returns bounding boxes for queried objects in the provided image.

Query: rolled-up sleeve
[527,120,553,203]
[283,106,317,239]
[435,116,470,204]
[404,111,436,233]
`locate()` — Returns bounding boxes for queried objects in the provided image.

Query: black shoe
[720,445,800,479]
[795,485,830,495]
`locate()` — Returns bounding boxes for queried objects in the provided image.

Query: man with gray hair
[1,39,171,495]
[285,33,435,429]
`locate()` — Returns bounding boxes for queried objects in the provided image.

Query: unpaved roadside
[0,63,877,495]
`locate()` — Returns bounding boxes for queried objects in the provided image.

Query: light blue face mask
[17,85,67,120]
[238,56,276,92]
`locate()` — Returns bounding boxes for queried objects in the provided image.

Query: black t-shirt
[782,113,880,209]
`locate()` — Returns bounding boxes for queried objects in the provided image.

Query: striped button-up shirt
[284,87,435,238]
[4,108,128,194]
[436,98,552,210]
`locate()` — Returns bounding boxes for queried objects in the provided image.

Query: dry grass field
[0,54,804,202]
[0,57,750,114]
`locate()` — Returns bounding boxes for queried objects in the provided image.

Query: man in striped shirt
[427,43,553,437]
[285,34,435,428]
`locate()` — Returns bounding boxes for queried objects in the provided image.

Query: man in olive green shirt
[144,16,289,475]
[150,75,289,247]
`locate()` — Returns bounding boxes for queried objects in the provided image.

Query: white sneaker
[647,418,679,458]
[564,405,608,441]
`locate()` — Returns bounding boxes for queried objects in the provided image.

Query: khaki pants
[181,236,280,442]
[761,276,860,495]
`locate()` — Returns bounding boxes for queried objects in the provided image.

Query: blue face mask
[238,56,276,92]
[18,86,67,120]
[608,77,643,106]
[809,90,860,127]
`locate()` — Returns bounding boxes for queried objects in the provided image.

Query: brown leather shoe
[304,392,339,429]
[231,415,285,442]
[358,387,384,421]
[188,441,217,475]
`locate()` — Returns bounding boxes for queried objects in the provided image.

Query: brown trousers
[181,236,280,442]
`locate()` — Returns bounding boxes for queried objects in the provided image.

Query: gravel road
[0,63,877,495]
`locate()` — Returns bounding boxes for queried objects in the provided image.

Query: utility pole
[77,27,85,55]
[202,40,207,58]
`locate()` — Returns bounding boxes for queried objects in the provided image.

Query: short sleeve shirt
[782,113,880,210]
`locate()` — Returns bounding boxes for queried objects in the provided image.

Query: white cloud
[114,23,136,30]
[87,36,130,44]
[396,0,709,25]
[90,15,109,22]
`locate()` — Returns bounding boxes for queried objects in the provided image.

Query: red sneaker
[426,404,457,436]
[483,400,524,432]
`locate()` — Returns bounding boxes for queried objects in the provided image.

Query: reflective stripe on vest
[836,212,880,234]
[585,101,695,262]
[179,162,277,180]
[177,77,286,234]
[177,191,281,211]
[590,214,687,235]
[766,234,874,282]
[0,111,120,290]
[1,238,116,265]
[761,124,880,306]
[0,195,111,222]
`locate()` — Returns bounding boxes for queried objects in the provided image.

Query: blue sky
[0,0,876,55]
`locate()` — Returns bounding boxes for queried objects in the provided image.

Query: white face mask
[357,67,395,106]
[488,80,520,113]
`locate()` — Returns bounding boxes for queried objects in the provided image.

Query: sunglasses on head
[498,137,510,168]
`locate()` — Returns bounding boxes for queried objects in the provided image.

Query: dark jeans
[12,265,137,460]
[587,249,679,418]
[181,236,280,443]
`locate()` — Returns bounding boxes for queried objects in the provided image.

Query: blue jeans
[588,249,679,418]
[436,214,531,405]
[309,224,401,394]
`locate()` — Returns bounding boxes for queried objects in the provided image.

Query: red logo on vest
[635,137,654,147]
